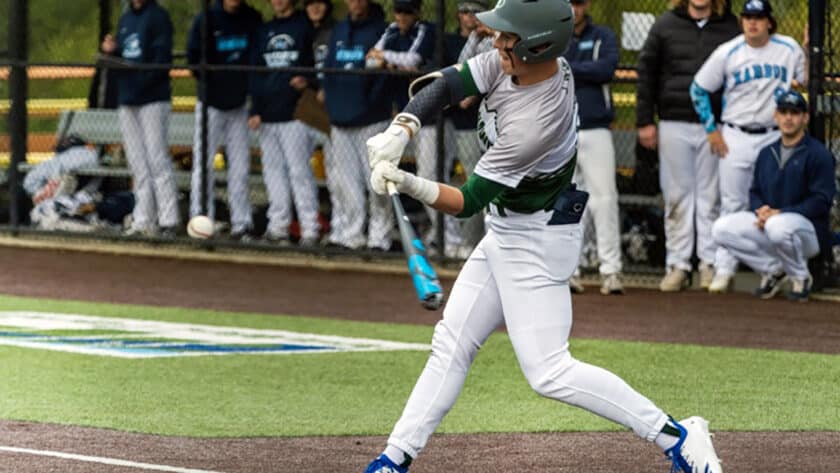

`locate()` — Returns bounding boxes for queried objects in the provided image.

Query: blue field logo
[0,312,429,359]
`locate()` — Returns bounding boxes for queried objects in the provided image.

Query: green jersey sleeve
[457,173,511,219]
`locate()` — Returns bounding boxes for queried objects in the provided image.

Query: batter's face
[742,15,771,43]
[493,31,522,75]
[775,109,809,136]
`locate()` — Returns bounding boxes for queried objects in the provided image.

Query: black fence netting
[1,0,838,290]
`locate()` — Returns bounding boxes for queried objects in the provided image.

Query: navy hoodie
[322,3,392,127]
[562,17,619,130]
[113,0,173,106]
[250,10,315,123]
[377,20,437,110]
[187,0,263,110]
[750,134,838,254]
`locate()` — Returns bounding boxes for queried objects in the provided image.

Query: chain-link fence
[1,0,838,289]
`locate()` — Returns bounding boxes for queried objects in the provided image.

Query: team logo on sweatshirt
[264,34,299,67]
[122,33,142,60]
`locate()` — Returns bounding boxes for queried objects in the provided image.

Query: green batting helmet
[477,0,574,63]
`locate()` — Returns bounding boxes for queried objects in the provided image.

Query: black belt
[725,122,779,135]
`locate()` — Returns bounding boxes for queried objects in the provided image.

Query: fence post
[434,0,446,255]
[7,0,28,232]
[99,0,112,43]
[808,0,826,142]
[200,0,210,216]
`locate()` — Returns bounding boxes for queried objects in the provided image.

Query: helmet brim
[476,9,518,36]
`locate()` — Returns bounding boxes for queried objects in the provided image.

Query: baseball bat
[386,181,445,311]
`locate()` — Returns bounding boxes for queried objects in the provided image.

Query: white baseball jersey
[694,34,805,128]
[466,51,578,189]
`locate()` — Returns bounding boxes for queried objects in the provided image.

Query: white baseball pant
[574,128,622,275]
[258,120,320,240]
[387,207,668,459]
[325,121,393,250]
[414,121,463,250]
[190,103,253,234]
[658,121,720,271]
[715,125,780,275]
[713,210,819,279]
[118,101,179,230]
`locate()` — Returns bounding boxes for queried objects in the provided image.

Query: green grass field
[0,294,837,438]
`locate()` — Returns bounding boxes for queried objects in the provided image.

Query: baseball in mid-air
[187,215,214,239]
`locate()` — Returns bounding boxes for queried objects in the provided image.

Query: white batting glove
[370,161,439,205]
[366,113,421,169]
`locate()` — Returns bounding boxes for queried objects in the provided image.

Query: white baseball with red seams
[187,215,214,239]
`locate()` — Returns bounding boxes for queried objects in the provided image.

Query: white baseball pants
[118,101,179,230]
[574,128,622,275]
[258,120,320,240]
[325,121,393,250]
[414,121,463,249]
[190,103,253,234]
[658,121,720,271]
[715,125,780,274]
[387,208,668,459]
[713,211,819,279]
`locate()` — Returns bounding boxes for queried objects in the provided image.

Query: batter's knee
[521,349,577,399]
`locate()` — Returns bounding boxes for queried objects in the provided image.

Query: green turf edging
[0,294,838,437]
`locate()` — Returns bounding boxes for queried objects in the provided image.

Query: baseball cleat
[600,273,625,295]
[698,263,715,290]
[787,273,813,302]
[660,268,690,292]
[754,271,787,299]
[708,273,733,294]
[665,416,723,473]
[365,454,409,473]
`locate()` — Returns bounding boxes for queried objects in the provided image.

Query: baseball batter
[691,0,806,291]
[363,2,722,473]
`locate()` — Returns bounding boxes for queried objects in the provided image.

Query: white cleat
[708,273,733,294]
[666,416,723,473]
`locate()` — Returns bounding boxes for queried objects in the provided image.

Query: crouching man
[712,90,836,301]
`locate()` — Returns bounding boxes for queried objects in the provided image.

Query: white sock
[383,445,409,466]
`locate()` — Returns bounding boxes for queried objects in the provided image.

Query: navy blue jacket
[378,20,437,110]
[113,0,172,106]
[562,17,618,129]
[250,11,315,123]
[187,0,263,110]
[322,3,392,127]
[750,135,838,254]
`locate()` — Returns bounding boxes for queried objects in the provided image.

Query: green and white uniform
[386,51,670,459]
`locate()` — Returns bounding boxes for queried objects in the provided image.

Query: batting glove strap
[366,114,420,169]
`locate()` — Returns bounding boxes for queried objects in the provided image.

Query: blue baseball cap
[776,90,808,113]
[742,0,772,17]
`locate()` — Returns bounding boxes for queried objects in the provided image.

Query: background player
[691,0,807,292]
[187,0,263,241]
[712,90,836,302]
[636,0,739,292]
[564,0,624,295]
[249,0,320,247]
[102,0,179,238]
[321,0,393,251]
[362,1,723,472]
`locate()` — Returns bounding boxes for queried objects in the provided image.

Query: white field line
[0,445,225,473]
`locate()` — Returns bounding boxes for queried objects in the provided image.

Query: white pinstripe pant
[259,120,321,240]
[190,103,253,234]
[118,101,179,229]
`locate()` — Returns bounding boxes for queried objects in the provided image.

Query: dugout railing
[1,0,838,289]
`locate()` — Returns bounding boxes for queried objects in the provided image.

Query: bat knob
[422,292,444,311]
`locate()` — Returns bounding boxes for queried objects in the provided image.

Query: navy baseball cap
[742,0,772,17]
[394,0,421,14]
[776,90,808,113]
